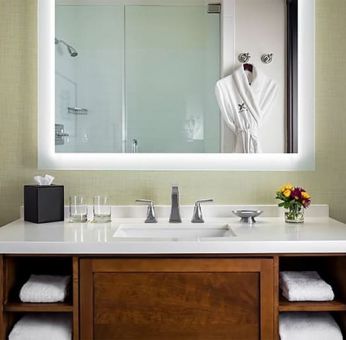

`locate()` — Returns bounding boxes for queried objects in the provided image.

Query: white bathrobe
[215,65,278,153]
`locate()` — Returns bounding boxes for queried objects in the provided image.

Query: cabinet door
[80,258,274,340]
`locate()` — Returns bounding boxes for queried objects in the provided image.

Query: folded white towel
[280,271,334,301]
[279,312,343,340]
[19,275,70,303]
[9,314,72,340]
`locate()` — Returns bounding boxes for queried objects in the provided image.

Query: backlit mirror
[38,0,314,169]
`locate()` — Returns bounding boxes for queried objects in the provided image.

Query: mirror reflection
[55,0,296,154]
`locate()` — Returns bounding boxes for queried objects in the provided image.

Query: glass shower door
[125,5,221,153]
[55,5,124,153]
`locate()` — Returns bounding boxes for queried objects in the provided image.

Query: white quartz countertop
[0,213,346,254]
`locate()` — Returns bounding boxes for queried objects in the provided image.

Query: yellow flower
[283,189,291,198]
[302,191,311,199]
[280,183,293,193]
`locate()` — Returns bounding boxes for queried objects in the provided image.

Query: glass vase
[285,206,304,223]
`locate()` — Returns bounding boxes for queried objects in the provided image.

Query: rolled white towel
[279,312,343,340]
[19,275,70,303]
[9,314,72,340]
[280,271,334,301]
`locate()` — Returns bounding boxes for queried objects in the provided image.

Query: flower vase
[285,206,304,223]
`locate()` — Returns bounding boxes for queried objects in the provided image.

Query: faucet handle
[195,199,213,205]
[136,199,157,223]
[191,199,214,223]
[136,199,154,204]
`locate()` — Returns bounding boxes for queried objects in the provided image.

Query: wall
[236,0,286,153]
[0,0,346,227]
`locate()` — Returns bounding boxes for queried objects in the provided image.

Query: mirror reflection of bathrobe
[215,65,278,153]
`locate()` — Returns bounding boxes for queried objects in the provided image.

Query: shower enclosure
[55,2,221,153]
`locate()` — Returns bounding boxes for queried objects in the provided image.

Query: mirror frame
[38,0,315,171]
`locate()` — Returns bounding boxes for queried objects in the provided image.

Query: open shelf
[277,256,346,339]
[279,256,346,314]
[279,296,346,312]
[4,302,73,313]
[1,255,79,340]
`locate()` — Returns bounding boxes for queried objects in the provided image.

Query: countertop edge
[0,216,346,255]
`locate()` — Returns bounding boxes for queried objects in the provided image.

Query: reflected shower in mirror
[55,0,297,154]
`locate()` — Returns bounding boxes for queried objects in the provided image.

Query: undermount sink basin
[113,224,236,241]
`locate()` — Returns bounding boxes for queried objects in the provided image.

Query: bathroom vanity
[0,205,346,339]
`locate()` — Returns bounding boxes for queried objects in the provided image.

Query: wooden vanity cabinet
[2,254,346,339]
[80,258,275,340]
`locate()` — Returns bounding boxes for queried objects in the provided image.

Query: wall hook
[238,53,251,64]
[261,53,273,64]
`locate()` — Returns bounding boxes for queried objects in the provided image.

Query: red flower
[291,187,303,201]
[302,199,311,208]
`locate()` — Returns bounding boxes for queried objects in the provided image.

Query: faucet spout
[169,186,182,223]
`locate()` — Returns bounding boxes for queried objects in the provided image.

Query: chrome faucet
[136,199,157,223]
[169,186,182,223]
[191,199,214,223]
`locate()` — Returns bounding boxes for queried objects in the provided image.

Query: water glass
[93,196,111,223]
[69,196,88,223]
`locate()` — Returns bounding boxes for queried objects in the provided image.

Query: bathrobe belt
[236,127,259,153]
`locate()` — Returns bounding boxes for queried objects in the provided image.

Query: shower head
[55,38,78,57]
[67,45,78,57]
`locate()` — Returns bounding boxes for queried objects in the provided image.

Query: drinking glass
[93,196,111,223]
[69,196,88,223]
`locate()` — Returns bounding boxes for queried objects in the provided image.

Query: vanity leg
[273,256,280,339]
[0,255,4,340]
[260,259,275,339]
[73,256,79,340]
[80,259,93,340]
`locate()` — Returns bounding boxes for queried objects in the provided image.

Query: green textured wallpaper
[0,0,346,227]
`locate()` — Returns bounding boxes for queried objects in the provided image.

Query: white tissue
[34,174,55,186]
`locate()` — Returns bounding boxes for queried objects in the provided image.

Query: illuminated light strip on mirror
[38,0,315,170]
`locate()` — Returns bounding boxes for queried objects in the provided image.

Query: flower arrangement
[276,184,311,223]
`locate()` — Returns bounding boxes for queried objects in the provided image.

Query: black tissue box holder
[24,185,64,224]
